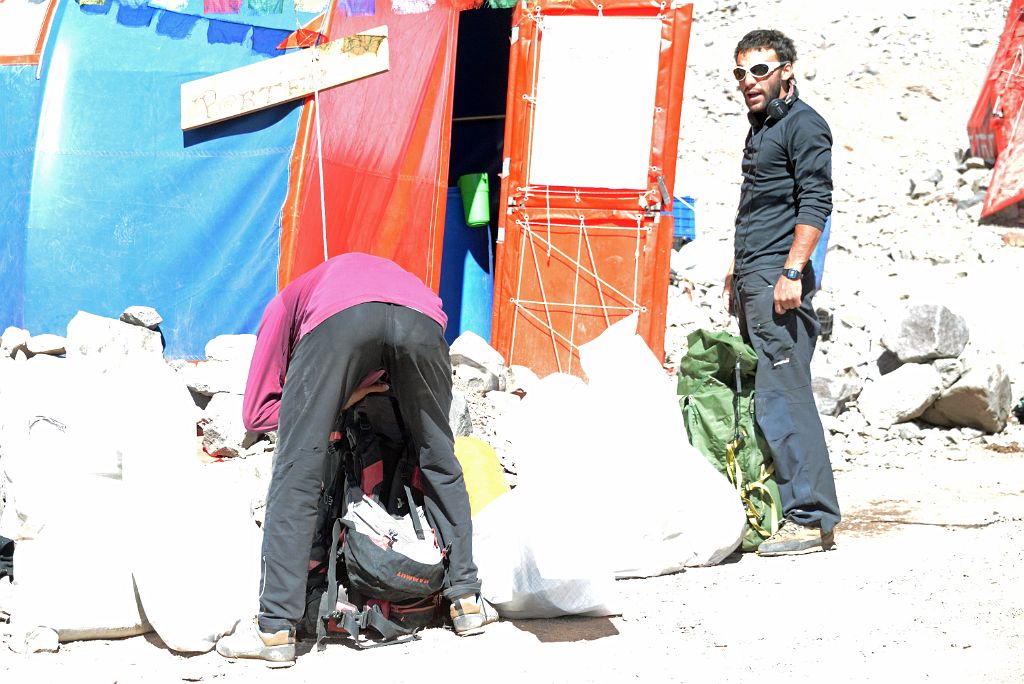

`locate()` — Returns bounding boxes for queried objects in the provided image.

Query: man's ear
[781,62,795,82]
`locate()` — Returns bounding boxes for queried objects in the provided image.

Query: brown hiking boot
[757,520,836,556]
[450,594,499,636]
[215,618,296,666]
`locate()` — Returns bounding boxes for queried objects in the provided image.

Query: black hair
[734,29,797,64]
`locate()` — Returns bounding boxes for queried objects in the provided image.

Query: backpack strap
[316,518,346,652]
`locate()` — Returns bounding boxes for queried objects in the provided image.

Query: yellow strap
[725,438,780,538]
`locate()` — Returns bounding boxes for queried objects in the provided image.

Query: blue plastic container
[809,216,831,290]
[439,188,494,344]
[671,196,696,241]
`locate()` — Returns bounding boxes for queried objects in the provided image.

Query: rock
[65,311,163,366]
[908,176,936,199]
[881,304,969,362]
[119,306,163,329]
[894,422,923,441]
[507,365,540,394]
[8,625,59,654]
[174,359,248,397]
[449,390,473,437]
[932,358,964,389]
[486,390,522,416]
[201,393,259,458]
[25,334,66,356]
[858,363,943,427]
[876,350,904,376]
[204,334,257,364]
[812,375,862,416]
[450,332,506,393]
[921,360,1013,434]
[0,326,30,359]
[963,156,988,169]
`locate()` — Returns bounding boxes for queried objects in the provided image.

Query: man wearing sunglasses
[723,29,841,556]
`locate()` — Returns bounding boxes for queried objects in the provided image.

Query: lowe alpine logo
[396,571,431,585]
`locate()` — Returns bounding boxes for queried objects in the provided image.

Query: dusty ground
[5,0,1024,681]
[3,427,1023,683]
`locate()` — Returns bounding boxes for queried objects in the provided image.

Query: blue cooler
[439,187,494,344]
[665,196,696,249]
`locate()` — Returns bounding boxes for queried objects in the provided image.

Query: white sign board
[0,0,52,58]
[528,16,662,190]
[181,26,389,131]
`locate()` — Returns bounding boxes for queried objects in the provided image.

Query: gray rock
[449,390,473,437]
[894,422,923,441]
[876,350,904,376]
[921,360,1013,434]
[1,326,30,359]
[881,304,969,362]
[25,334,66,356]
[858,363,943,427]
[812,375,862,416]
[175,359,248,397]
[932,358,964,389]
[65,311,163,365]
[119,306,163,329]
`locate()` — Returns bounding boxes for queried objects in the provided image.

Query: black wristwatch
[782,268,802,281]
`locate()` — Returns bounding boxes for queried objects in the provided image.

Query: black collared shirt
[734,98,833,275]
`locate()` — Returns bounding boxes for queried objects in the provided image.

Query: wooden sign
[180,26,388,131]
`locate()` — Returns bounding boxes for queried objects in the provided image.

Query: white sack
[577,314,745,574]
[118,361,262,654]
[473,486,618,619]
[11,476,151,642]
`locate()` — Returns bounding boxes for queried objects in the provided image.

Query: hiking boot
[215,618,296,666]
[757,520,836,556]
[450,594,499,636]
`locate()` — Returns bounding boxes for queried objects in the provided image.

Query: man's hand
[773,276,802,315]
[723,259,736,315]
[342,382,390,410]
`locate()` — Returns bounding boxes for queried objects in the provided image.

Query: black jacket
[733,98,833,276]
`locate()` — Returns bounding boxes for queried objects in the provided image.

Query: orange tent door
[492,0,693,378]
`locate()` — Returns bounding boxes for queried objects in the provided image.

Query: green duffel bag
[676,329,782,552]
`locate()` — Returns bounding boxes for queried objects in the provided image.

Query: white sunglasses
[732,61,789,81]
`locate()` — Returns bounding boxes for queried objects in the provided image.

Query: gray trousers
[734,269,841,534]
[258,303,480,632]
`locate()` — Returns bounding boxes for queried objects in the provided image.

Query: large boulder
[858,363,943,427]
[65,311,163,367]
[881,304,969,363]
[450,332,506,393]
[921,359,1013,434]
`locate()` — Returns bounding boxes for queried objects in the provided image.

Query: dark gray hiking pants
[258,302,480,632]
[734,269,841,534]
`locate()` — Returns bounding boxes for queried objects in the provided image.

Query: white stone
[881,304,969,363]
[858,363,943,427]
[921,359,1013,434]
[1,326,30,359]
[25,334,66,356]
[204,334,257,364]
[507,365,541,394]
[451,332,506,393]
[119,306,163,329]
[65,311,163,366]
[201,393,258,458]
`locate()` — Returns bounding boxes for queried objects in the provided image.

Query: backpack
[303,394,448,649]
[676,329,782,552]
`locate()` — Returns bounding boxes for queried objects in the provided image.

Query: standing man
[724,29,841,556]
[216,253,496,665]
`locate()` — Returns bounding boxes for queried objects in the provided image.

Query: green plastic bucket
[458,173,490,227]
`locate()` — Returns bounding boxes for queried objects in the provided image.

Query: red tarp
[278,2,460,291]
[971,0,1024,216]
[491,0,692,377]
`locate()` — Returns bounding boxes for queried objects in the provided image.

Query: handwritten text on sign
[180,27,389,131]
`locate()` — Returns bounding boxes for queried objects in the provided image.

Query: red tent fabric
[278,3,460,291]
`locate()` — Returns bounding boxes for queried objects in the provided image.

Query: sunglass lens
[733,67,745,80]
[749,63,771,77]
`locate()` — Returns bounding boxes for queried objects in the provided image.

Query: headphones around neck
[766,82,799,121]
